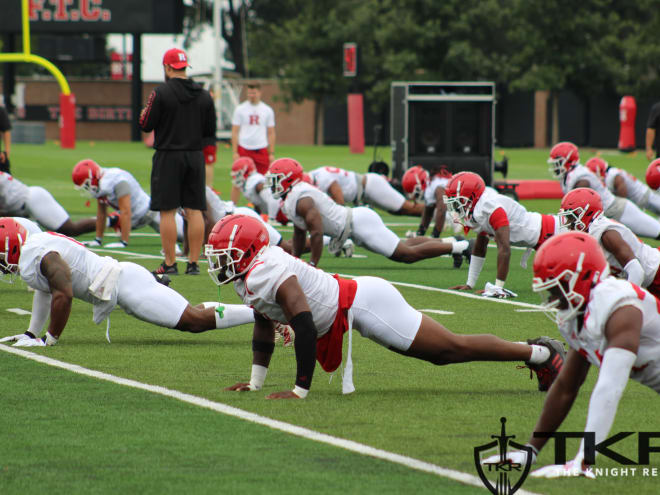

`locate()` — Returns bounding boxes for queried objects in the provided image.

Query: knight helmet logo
[473,417,533,495]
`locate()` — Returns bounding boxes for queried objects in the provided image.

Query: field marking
[420,309,455,315]
[0,344,541,495]
[6,308,31,315]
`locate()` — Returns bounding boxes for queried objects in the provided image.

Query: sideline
[0,344,542,495]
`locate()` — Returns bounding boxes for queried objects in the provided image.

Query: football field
[1,141,659,494]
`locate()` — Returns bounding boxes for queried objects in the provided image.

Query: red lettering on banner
[76,107,83,120]
[249,115,259,125]
[70,9,80,20]
[29,0,46,20]
[87,107,98,120]
[81,0,101,21]
[51,0,74,21]
[42,10,52,21]
[101,9,111,21]
[48,106,60,119]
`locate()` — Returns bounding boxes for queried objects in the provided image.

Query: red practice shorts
[238,146,270,174]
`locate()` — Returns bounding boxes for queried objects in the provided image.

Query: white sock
[210,303,255,329]
[452,240,469,254]
[527,344,551,364]
[441,236,457,243]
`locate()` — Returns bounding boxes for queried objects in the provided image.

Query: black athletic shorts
[150,150,206,211]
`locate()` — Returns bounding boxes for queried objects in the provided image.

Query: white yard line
[6,308,31,315]
[420,309,455,315]
[0,345,541,495]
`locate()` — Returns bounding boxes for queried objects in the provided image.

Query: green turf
[1,141,660,494]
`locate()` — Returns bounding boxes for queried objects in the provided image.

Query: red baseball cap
[162,48,190,70]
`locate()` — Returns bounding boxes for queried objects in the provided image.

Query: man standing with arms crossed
[139,48,216,275]
[230,82,276,203]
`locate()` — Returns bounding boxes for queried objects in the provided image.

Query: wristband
[120,240,128,247]
[309,261,316,267]
[292,385,308,398]
[466,255,486,288]
[495,279,505,288]
[95,237,103,244]
[44,332,58,346]
[249,364,268,390]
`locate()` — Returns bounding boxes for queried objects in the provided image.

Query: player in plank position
[558,187,660,299]
[0,171,96,237]
[0,217,256,346]
[231,157,280,220]
[586,157,660,216]
[205,214,566,399]
[309,165,424,216]
[548,141,660,239]
[444,172,560,297]
[485,231,660,478]
[71,159,185,248]
[268,158,471,267]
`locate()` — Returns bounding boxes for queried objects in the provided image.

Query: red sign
[343,42,357,77]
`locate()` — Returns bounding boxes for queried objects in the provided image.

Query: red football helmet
[72,159,102,196]
[558,187,603,232]
[532,231,609,324]
[266,158,303,199]
[444,172,485,222]
[584,157,608,181]
[645,159,660,190]
[548,142,580,179]
[0,217,27,281]
[402,166,430,201]
[301,173,313,185]
[231,157,257,188]
[205,214,270,285]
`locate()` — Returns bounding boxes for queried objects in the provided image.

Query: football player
[401,164,462,237]
[0,218,256,346]
[559,187,660,299]
[585,156,660,216]
[444,172,560,297]
[205,214,566,399]
[0,171,96,236]
[267,158,471,267]
[203,186,353,258]
[485,231,660,478]
[548,142,660,239]
[72,159,185,248]
[309,165,424,216]
[231,157,280,220]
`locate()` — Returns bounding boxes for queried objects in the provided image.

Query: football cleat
[522,336,566,391]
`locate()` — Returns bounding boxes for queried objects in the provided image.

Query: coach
[139,48,216,276]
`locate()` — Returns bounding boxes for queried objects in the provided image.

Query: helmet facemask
[231,169,247,189]
[0,231,24,284]
[204,224,265,285]
[547,156,568,179]
[266,172,288,199]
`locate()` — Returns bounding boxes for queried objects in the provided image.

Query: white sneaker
[342,239,355,258]
[160,243,184,257]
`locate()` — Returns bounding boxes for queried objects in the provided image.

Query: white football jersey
[13,217,42,236]
[282,182,348,237]
[424,175,450,206]
[605,167,649,205]
[97,168,151,223]
[205,186,231,223]
[468,187,542,246]
[243,172,279,219]
[564,164,615,210]
[588,215,660,286]
[233,246,338,336]
[18,232,112,304]
[309,166,359,203]
[558,278,660,391]
[0,172,29,213]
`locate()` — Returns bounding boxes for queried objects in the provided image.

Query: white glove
[482,282,518,299]
[531,459,595,479]
[104,241,127,248]
[0,333,32,343]
[83,238,103,247]
[13,337,46,347]
[481,449,536,466]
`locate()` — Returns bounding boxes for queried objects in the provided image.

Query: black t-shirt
[0,106,10,132]
[647,102,660,154]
